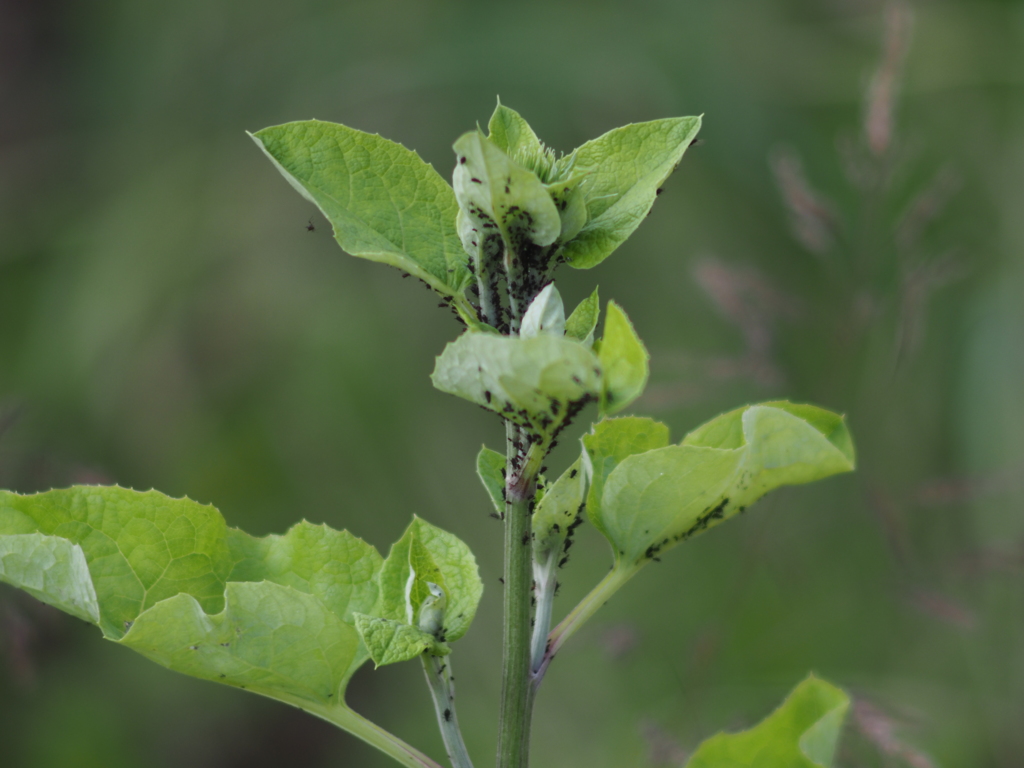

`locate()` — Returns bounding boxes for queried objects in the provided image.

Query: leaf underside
[0,486,481,714]
[686,675,850,767]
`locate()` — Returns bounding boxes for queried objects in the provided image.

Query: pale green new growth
[562,117,703,269]
[355,614,450,668]
[377,516,483,642]
[487,102,543,160]
[476,446,507,516]
[250,121,472,303]
[587,402,854,568]
[532,458,586,558]
[431,332,602,441]
[594,301,649,416]
[519,283,566,339]
[685,675,850,768]
[564,287,600,346]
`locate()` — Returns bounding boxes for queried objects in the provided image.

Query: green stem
[422,653,475,768]
[305,703,444,768]
[496,422,545,768]
[532,564,636,688]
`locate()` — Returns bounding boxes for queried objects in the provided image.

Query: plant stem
[422,653,475,768]
[532,564,635,687]
[496,421,544,768]
[307,703,445,768]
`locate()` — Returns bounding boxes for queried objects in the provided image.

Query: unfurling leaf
[686,675,850,767]
[565,287,601,346]
[431,332,601,442]
[354,614,450,668]
[532,457,586,559]
[520,282,566,339]
[487,101,543,159]
[251,121,471,301]
[476,446,507,516]
[377,516,482,643]
[562,116,703,269]
[586,403,854,569]
[595,301,649,416]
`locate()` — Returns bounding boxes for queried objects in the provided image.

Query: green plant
[0,103,855,768]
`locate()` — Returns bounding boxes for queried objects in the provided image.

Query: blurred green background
[1,0,1022,765]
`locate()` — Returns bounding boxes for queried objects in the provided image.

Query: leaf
[532,458,586,557]
[595,301,649,416]
[565,286,600,346]
[0,486,234,639]
[598,445,742,564]
[377,516,482,643]
[487,101,543,159]
[589,403,855,568]
[122,581,362,707]
[0,486,389,714]
[685,675,850,768]
[681,402,856,511]
[520,282,566,339]
[0,534,99,624]
[251,120,471,299]
[431,331,602,441]
[581,416,671,534]
[476,446,506,516]
[562,116,702,269]
[452,130,562,259]
[354,614,449,668]
[545,175,589,243]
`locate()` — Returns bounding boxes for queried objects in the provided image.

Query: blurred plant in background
[1,1,1023,766]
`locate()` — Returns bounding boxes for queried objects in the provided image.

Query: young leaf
[532,458,586,558]
[354,614,450,668]
[431,332,602,441]
[251,121,471,301]
[561,116,703,269]
[520,282,566,339]
[487,101,543,159]
[686,675,850,768]
[589,402,855,568]
[594,301,649,416]
[565,287,601,346]
[452,130,562,257]
[545,175,589,243]
[476,446,506,516]
[581,416,671,533]
[377,516,483,642]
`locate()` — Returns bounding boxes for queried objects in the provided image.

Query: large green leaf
[431,331,602,442]
[562,116,702,269]
[686,675,850,768]
[594,301,649,416]
[0,486,426,737]
[588,403,855,568]
[251,120,471,300]
[377,516,482,643]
